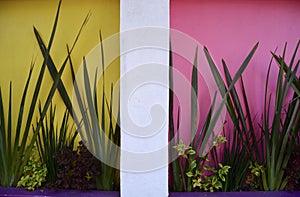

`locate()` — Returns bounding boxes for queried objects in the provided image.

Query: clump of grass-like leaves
[34,10,120,189]
[169,43,258,192]
[35,103,78,184]
[0,1,66,186]
[261,40,300,190]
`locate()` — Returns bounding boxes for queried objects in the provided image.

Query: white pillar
[120,0,169,197]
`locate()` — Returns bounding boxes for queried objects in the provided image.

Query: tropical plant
[169,43,258,192]
[0,1,66,185]
[17,147,47,191]
[35,103,78,184]
[261,40,300,190]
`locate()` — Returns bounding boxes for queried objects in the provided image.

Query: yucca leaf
[191,46,198,140]
[272,53,300,95]
[229,43,259,91]
[201,43,258,155]
[7,83,12,162]
[169,42,185,191]
[33,11,90,123]
[99,30,106,163]
[0,88,8,184]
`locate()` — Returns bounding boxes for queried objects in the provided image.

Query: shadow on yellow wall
[0,0,120,135]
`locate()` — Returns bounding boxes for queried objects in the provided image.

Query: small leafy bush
[244,161,264,191]
[54,141,100,190]
[173,136,230,192]
[17,147,47,190]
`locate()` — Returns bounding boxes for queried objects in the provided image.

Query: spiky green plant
[261,40,300,190]
[35,103,78,183]
[0,1,66,187]
[31,0,92,186]
[34,13,120,189]
[208,43,262,191]
[169,43,258,192]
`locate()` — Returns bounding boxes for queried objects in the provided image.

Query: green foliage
[33,0,120,191]
[173,139,230,192]
[34,14,120,191]
[206,43,262,191]
[261,40,300,191]
[169,43,185,191]
[244,162,264,191]
[250,162,264,177]
[35,104,78,183]
[17,147,47,190]
[0,1,65,186]
[169,43,258,192]
[192,163,231,192]
[79,44,120,191]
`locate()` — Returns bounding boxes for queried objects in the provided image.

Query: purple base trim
[170,191,300,197]
[0,187,119,197]
[1,187,300,197]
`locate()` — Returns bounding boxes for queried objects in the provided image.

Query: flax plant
[35,104,78,183]
[169,43,258,191]
[261,41,300,190]
[0,1,66,187]
[209,43,262,191]
[34,13,120,189]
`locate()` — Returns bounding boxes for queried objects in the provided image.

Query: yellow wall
[0,0,120,135]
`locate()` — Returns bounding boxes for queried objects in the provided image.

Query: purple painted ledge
[1,187,300,197]
[170,191,300,197]
[0,187,119,197]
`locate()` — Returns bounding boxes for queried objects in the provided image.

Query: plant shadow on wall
[169,40,300,192]
[0,0,120,192]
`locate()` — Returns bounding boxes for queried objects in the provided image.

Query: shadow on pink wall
[170,0,300,140]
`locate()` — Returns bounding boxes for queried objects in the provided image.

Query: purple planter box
[1,187,300,197]
[170,191,300,197]
[0,187,119,197]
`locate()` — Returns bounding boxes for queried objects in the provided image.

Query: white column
[120,0,169,197]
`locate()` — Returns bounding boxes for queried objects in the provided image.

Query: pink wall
[170,0,300,142]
